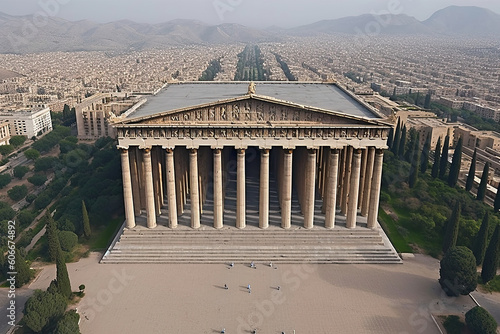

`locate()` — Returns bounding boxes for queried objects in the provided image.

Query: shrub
[465,306,497,334]
[54,310,81,334]
[443,315,464,334]
[58,230,78,251]
[439,246,477,296]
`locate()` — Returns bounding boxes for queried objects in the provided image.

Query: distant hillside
[290,14,431,36]
[0,15,276,54]
[424,6,500,37]
[289,6,500,37]
[0,5,499,54]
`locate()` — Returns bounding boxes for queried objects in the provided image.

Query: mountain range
[0,6,499,54]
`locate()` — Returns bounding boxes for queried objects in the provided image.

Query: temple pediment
[116,95,387,128]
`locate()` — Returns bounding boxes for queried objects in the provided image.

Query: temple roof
[128,82,382,120]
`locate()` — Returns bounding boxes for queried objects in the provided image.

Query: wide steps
[101,225,402,264]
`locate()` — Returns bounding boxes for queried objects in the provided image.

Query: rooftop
[128,82,381,120]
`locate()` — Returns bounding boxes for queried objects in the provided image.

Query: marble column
[367,149,384,229]
[282,149,293,229]
[190,148,200,229]
[325,149,339,229]
[143,148,157,229]
[259,149,270,229]
[304,149,316,229]
[346,149,362,229]
[120,149,136,229]
[129,148,141,216]
[236,149,246,229]
[166,149,178,229]
[213,149,223,229]
[341,147,353,215]
[361,147,375,217]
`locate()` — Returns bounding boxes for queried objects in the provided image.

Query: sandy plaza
[4,252,484,334]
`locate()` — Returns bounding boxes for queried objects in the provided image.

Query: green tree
[46,212,61,262]
[477,162,490,201]
[439,246,477,296]
[387,126,394,149]
[409,132,420,188]
[439,134,450,179]
[420,133,431,174]
[28,173,48,186]
[9,135,26,148]
[0,173,10,188]
[23,289,67,333]
[447,137,463,187]
[391,118,401,155]
[35,156,58,172]
[495,183,500,212]
[465,306,497,334]
[481,224,500,283]
[431,137,441,178]
[56,245,72,298]
[82,200,91,238]
[424,93,431,109]
[443,202,460,253]
[24,148,40,161]
[465,148,477,192]
[53,310,81,334]
[15,248,33,287]
[13,165,29,179]
[0,144,14,156]
[398,125,407,158]
[7,184,28,201]
[58,230,78,252]
[472,212,490,266]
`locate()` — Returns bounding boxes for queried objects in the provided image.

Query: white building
[0,106,53,138]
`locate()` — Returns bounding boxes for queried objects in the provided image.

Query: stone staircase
[100,224,402,264]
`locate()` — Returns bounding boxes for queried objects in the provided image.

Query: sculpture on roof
[248,81,256,95]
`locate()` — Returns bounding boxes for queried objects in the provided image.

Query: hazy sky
[2,0,500,27]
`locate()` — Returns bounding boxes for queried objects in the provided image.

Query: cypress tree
[465,148,477,192]
[473,212,490,266]
[442,202,461,253]
[448,137,463,187]
[420,133,431,173]
[494,183,500,212]
[392,118,401,155]
[477,162,490,201]
[56,247,72,298]
[481,224,500,283]
[424,93,431,109]
[15,249,32,288]
[431,137,442,178]
[82,200,91,239]
[409,132,420,188]
[398,125,407,158]
[404,128,416,162]
[439,134,450,179]
[46,211,61,262]
[387,127,394,149]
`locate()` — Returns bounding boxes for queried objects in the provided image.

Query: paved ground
[3,253,495,334]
